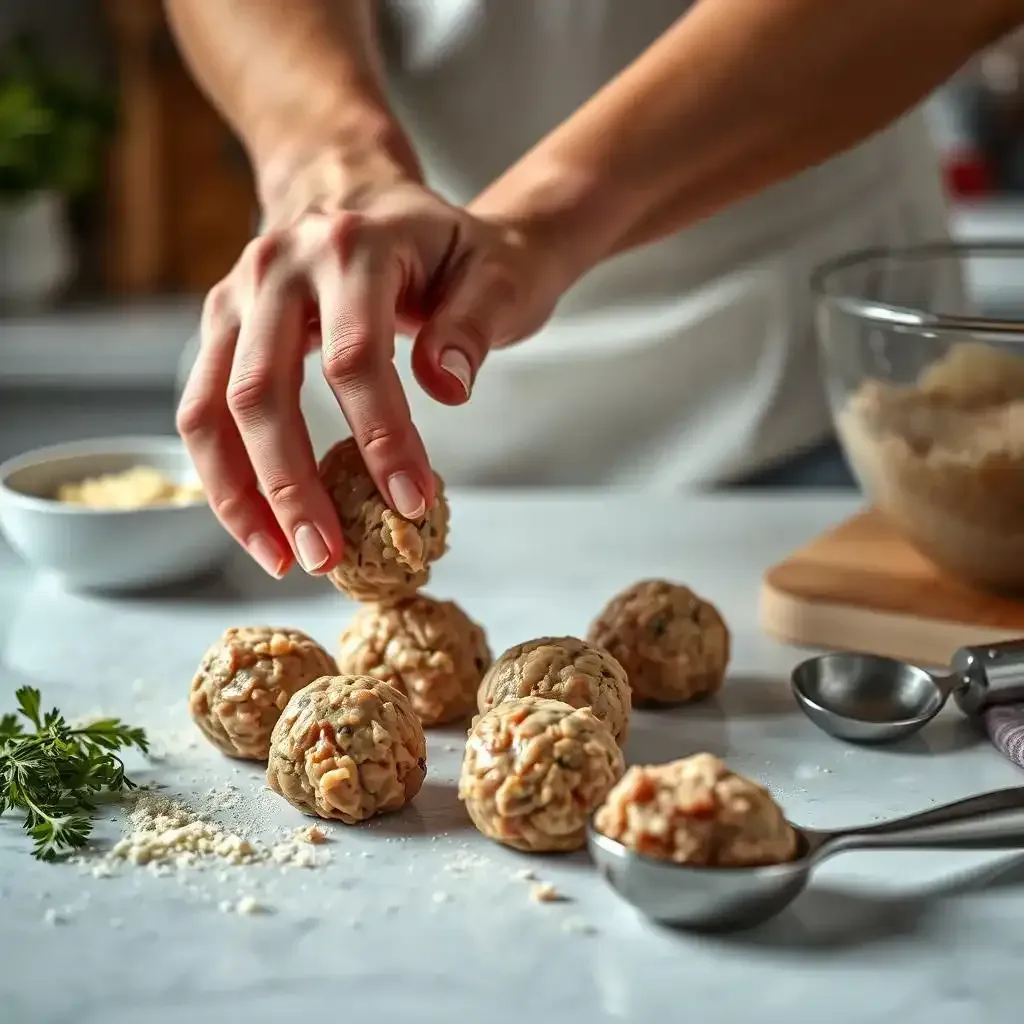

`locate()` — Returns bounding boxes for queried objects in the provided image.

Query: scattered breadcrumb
[432,891,450,904]
[218,896,266,915]
[513,868,536,881]
[71,790,332,876]
[530,882,566,903]
[295,824,328,845]
[235,896,264,916]
[444,851,489,873]
[43,909,62,926]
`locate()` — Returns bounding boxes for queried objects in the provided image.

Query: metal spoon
[587,786,1024,932]
[790,640,1024,744]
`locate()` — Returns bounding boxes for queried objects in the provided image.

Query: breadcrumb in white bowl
[0,435,233,592]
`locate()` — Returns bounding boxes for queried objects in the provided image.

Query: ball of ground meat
[267,675,427,824]
[317,438,450,601]
[594,753,799,867]
[477,636,631,744]
[459,696,624,853]
[337,595,492,727]
[588,580,730,705]
[189,627,336,760]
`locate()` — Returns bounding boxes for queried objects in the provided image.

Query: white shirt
[185,0,953,487]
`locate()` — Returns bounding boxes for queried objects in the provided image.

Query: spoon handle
[951,641,1024,715]
[819,787,1024,857]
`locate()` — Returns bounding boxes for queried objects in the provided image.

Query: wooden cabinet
[100,0,256,296]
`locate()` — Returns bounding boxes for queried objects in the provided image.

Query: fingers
[314,232,435,518]
[177,286,293,578]
[411,257,514,405]
[227,265,345,575]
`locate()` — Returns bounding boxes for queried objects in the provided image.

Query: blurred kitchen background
[3,0,1024,465]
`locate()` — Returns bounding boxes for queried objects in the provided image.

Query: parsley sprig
[0,687,148,860]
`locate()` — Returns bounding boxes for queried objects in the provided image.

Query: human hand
[176,149,574,579]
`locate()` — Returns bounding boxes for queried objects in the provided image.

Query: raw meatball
[318,438,450,601]
[588,580,730,705]
[337,595,492,727]
[189,627,336,760]
[267,675,426,824]
[594,753,799,867]
[477,636,631,744]
[458,697,624,853]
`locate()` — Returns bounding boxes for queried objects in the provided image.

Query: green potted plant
[0,33,114,307]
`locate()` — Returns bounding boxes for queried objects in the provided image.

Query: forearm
[473,0,1024,272]
[163,0,417,215]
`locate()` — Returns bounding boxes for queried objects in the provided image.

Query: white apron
[178,0,952,487]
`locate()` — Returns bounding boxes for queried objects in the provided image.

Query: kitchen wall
[0,0,104,60]
[0,1,192,460]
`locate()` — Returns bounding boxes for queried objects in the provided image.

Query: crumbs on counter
[530,882,566,903]
[70,790,332,877]
[219,895,267,916]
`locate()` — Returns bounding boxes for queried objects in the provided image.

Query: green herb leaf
[0,713,22,741]
[0,689,148,861]
[15,687,41,730]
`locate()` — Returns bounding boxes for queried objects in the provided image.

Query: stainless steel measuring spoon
[587,786,1024,932]
[790,640,1024,744]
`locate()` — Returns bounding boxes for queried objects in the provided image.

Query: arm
[165,0,476,581]
[162,0,419,219]
[472,0,1024,271]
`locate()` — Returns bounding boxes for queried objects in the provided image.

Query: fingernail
[247,533,286,578]
[294,522,330,573]
[439,348,473,399]
[388,473,426,519]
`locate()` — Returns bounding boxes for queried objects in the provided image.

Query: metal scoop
[587,786,1024,932]
[790,640,1024,744]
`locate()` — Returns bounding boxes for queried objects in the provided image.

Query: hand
[176,150,571,579]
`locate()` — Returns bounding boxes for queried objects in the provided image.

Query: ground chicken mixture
[458,696,624,853]
[189,626,336,760]
[837,342,1024,591]
[594,753,799,867]
[337,595,492,727]
[477,636,631,744]
[588,580,730,705]
[267,675,427,824]
[317,438,449,601]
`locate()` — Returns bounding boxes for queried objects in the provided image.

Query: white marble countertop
[2,490,1024,1024]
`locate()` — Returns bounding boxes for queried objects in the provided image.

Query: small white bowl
[0,436,235,592]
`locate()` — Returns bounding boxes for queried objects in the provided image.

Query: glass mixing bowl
[813,242,1024,593]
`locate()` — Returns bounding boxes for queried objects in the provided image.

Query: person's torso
[304,0,953,485]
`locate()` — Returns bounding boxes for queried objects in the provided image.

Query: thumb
[411,263,513,405]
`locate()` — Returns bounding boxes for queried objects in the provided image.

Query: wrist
[254,108,423,228]
[469,157,648,287]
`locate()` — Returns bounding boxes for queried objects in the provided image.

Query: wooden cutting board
[759,507,1024,668]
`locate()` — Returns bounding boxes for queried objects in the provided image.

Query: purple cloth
[983,705,1024,769]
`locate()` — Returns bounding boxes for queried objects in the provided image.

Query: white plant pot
[0,192,75,309]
